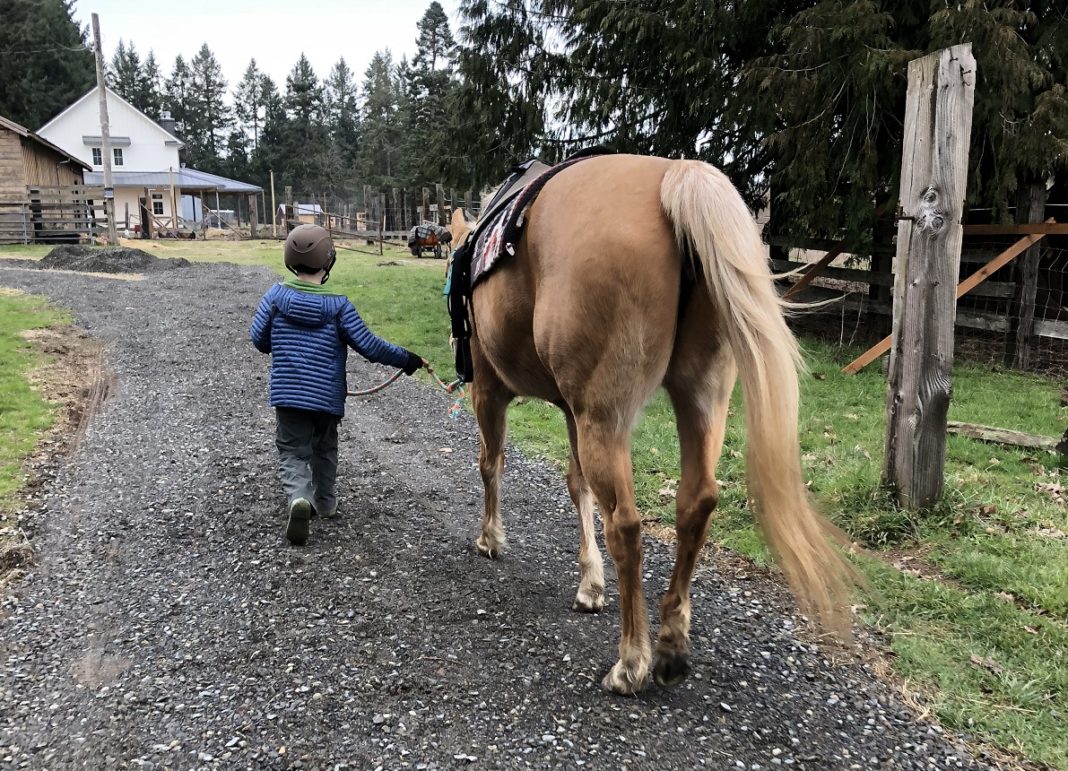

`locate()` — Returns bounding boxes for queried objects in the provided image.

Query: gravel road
[0,261,996,770]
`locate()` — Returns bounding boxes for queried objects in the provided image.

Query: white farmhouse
[38,87,261,237]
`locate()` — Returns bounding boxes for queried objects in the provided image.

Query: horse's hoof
[475,536,502,560]
[601,660,650,696]
[572,588,605,613]
[653,650,691,688]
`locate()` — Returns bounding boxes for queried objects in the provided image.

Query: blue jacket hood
[274,288,333,328]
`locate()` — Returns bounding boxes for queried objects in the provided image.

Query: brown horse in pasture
[448,154,854,695]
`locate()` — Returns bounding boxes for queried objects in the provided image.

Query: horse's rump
[472,154,683,404]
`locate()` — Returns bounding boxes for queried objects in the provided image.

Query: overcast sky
[73,0,461,91]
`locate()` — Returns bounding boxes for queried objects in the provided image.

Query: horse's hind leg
[564,409,605,613]
[471,360,513,559]
[574,416,650,694]
[654,339,735,688]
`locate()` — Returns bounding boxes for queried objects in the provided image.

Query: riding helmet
[284,224,337,279]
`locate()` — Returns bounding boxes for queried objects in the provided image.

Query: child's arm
[338,301,422,374]
[249,292,275,353]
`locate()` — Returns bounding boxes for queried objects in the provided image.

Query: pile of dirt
[39,245,190,274]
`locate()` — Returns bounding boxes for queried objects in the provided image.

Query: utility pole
[91,13,118,245]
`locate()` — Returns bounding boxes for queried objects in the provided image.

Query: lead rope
[425,363,467,420]
[346,363,467,420]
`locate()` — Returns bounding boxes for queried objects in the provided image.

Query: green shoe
[286,498,312,545]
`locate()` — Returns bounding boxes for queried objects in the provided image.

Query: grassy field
[2,239,1066,767]
[0,289,70,527]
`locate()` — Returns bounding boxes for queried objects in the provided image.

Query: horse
[447,154,854,695]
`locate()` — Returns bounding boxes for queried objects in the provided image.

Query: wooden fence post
[248,193,258,238]
[421,187,430,224]
[883,44,976,510]
[1004,182,1047,368]
[435,183,446,225]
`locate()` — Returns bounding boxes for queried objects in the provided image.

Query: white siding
[38,89,181,173]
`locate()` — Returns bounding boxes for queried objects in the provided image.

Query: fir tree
[451,0,556,187]
[283,54,329,193]
[187,43,231,169]
[164,55,194,142]
[252,75,287,185]
[108,40,142,103]
[139,51,164,120]
[323,58,361,188]
[413,1,456,72]
[234,59,266,151]
[407,3,459,185]
[746,0,1068,241]
[0,0,95,128]
[359,50,404,185]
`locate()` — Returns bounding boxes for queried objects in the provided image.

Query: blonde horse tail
[660,160,855,638]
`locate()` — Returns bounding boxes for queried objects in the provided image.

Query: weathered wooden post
[421,187,430,224]
[883,44,976,509]
[248,193,258,238]
[1004,182,1047,368]
[435,183,447,225]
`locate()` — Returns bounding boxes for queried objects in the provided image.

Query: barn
[0,113,92,243]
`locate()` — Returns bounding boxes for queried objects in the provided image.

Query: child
[250,224,425,546]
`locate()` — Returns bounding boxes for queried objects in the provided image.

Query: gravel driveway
[0,261,995,769]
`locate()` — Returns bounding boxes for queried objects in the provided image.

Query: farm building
[0,113,92,243]
[37,87,262,238]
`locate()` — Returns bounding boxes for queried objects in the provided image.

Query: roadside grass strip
[0,292,69,525]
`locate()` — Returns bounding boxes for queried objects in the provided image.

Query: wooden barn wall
[0,129,26,200]
[21,138,83,187]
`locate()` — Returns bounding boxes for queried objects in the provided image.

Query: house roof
[0,113,91,171]
[84,167,262,193]
[38,86,185,148]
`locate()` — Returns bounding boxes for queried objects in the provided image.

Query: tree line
[104,2,457,204]
[1,0,1065,243]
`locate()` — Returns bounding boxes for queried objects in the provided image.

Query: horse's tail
[660,160,855,638]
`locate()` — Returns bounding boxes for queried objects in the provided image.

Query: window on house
[91,147,102,166]
[113,148,124,166]
[151,193,164,216]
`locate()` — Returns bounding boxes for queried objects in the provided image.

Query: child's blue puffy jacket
[250,281,416,416]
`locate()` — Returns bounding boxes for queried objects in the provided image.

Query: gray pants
[275,407,340,513]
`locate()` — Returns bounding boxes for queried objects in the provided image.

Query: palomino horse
[448,154,853,695]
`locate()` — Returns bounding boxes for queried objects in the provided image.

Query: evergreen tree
[413,1,455,72]
[252,75,287,187]
[323,57,361,190]
[234,59,266,152]
[359,50,404,185]
[745,0,1068,241]
[139,51,164,120]
[283,54,329,193]
[164,55,194,143]
[187,43,231,170]
[450,0,557,187]
[407,3,459,186]
[108,40,142,103]
[0,0,95,128]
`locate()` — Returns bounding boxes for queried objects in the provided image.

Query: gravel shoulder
[0,262,998,769]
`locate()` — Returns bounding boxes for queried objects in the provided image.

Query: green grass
[0,291,69,525]
[3,240,1066,767]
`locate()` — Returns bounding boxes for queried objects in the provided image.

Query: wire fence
[781,241,1068,377]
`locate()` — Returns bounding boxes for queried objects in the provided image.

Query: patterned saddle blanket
[469,149,605,285]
